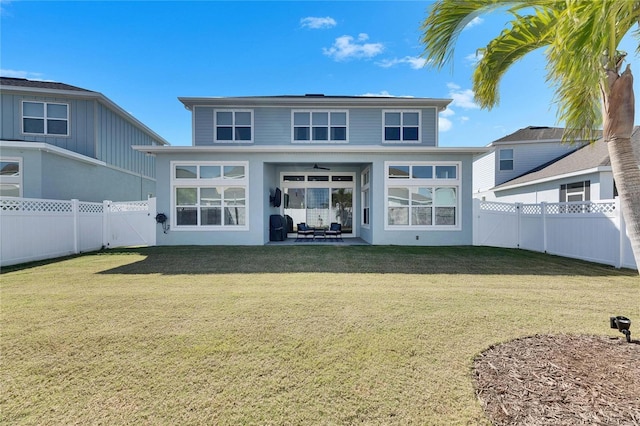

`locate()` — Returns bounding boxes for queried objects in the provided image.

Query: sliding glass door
[282,173,354,236]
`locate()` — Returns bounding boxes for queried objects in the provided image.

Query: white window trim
[170,161,249,231]
[361,167,370,228]
[384,161,461,231]
[382,110,421,144]
[213,109,254,144]
[0,157,23,197]
[498,148,514,171]
[291,110,349,144]
[22,101,70,137]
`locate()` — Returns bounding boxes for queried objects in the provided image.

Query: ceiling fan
[312,163,330,170]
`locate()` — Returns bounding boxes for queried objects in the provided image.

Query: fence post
[472,198,480,246]
[541,202,547,253]
[72,199,80,254]
[515,202,522,248]
[103,200,111,249]
[616,197,624,269]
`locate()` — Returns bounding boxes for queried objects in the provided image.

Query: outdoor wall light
[610,316,632,343]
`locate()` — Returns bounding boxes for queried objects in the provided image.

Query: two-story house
[487,127,639,203]
[473,126,592,202]
[0,77,169,202]
[137,95,488,245]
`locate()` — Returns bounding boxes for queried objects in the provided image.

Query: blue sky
[2,1,639,147]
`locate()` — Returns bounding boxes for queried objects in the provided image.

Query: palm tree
[421,0,640,271]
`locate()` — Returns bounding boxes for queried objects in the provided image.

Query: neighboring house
[486,127,640,203]
[0,77,170,202]
[473,126,593,202]
[137,95,488,245]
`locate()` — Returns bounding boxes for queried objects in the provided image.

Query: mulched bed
[474,334,640,425]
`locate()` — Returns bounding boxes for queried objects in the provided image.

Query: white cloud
[463,16,484,30]
[447,83,479,109]
[300,16,337,29]
[0,69,45,79]
[465,51,483,66]
[359,91,414,98]
[376,56,426,70]
[439,117,452,132]
[323,33,384,61]
[440,107,455,117]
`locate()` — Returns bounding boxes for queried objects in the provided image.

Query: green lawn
[1,246,637,425]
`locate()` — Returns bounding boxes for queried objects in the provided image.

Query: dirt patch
[474,334,640,425]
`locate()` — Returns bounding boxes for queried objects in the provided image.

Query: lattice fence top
[521,204,542,215]
[545,201,616,215]
[479,200,617,216]
[479,201,517,213]
[79,202,104,214]
[1,198,73,213]
[109,201,149,212]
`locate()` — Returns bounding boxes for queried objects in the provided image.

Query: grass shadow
[82,245,639,277]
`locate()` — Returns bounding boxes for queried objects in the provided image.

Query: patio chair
[296,223,315,241]
[325,222,342,241]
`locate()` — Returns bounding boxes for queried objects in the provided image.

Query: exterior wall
[472,150,495,194]
[95,102,157,178]
[1,92,95,157]
[192,106,438,147]
[152,151,474,246]
[488,171,609,203]
[0,145,155,202]
[494,141,580,186]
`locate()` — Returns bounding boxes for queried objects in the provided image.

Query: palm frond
[473,8,557,109]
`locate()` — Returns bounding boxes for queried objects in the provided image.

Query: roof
[0,77,94,93]
[178,94,452,111]
[492,126,566,144]
[494,127,640,191]
[1,77,169,146]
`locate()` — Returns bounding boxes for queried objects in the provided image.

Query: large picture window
[172,162,248,229]
[383,110,420,143]
[22,101,69,136]
[214,110,253,143]
[292,111,348,142]
[385,162,460,229]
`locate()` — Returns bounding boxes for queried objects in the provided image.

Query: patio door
[282,173,354,237]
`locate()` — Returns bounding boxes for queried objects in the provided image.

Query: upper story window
[22,101,69,136]
[292,111,348,143]
[499,148,514,171]
[0,158,22,197]
[383,110,420,143]
[215,110,253,143]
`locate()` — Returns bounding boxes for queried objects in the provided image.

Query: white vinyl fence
[0,197,156,267]
[473,198,637,270]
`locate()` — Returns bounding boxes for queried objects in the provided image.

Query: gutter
[133,144,490,155]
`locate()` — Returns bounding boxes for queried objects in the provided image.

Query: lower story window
[560,180,590,202]
[176,187,246,226]
[0,158,22,197]
[387,186,457,226]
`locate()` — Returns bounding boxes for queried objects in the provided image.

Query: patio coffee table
[313,228,326,240]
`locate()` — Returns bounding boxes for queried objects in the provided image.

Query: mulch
[474,334,640,425]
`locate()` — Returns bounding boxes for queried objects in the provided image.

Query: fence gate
[105,198,156,248]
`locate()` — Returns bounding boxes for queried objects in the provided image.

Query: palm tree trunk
[607,138,640,270]
[602,65,640,272]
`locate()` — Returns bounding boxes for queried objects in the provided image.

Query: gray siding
[96,103,157,178]
[0,93,95,157]
[495,142,580,186]
[192,106,440,147]
[193,106,214,145]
